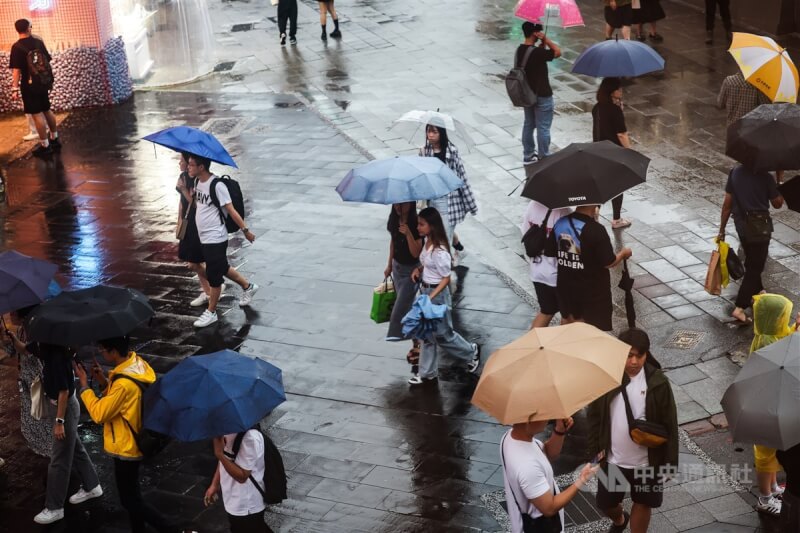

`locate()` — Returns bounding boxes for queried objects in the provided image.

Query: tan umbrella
[471,323,630,425]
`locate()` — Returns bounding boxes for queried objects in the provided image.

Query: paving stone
[662,502,716,530]
[709,413,729,429]
[698,493,754,521]
[666,366,709,386]
[681,420,716,437]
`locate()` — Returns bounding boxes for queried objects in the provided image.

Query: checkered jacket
[419,142,478,227]
[718,72,770,126]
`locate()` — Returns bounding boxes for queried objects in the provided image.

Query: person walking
[419,125,478,249]
[632,0,665,42]
[9,19,60,159]
[75,337,174,533]
[189,155,258,328]
[175,152,216,309]
[718,164,783,323]
[521,200,572,328]
[318,0,341,41]
[516,22,560,164]
[593,78,633,230]
[603,0,633,40]
[501,416,598,533]
[278,0,298,46]
[204,429,274,533]
[718,71,771,127]
[6,337,102,525]
[587,328,679,533]
[384,202,423,374]
[408,207,480,386]
[544,205,632,331]
[705,0,732,44]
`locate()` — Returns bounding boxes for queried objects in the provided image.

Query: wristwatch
[241,227,249,233]
[55,418,65,425]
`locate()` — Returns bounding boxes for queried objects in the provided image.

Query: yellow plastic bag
[717,240,731,288]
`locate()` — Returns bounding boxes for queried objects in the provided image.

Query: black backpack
[21,40,54,92]
[111,374,171,459]
[232,429,287,505]
[209,175,245,233]
[505,46,537,107]
[521,208,552,259]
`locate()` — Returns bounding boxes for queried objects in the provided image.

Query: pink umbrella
[514,0,585,29]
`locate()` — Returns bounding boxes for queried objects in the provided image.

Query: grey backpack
[505,47,538,107]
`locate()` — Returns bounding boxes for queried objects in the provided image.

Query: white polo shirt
[220,430,266,516]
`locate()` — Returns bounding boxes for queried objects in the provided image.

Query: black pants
[278,0,298,37]
[612,195,623,220]
[735,234,770,309]
[228,511,273,533]
[705,0,732,31]
[114,459,173,533]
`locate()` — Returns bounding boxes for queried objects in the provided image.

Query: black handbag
[731,176,773,244]
[620,387,668,448]
[501,434,563,533]
[725,247,745,281]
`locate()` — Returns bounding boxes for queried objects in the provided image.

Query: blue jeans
[522,96,554,160]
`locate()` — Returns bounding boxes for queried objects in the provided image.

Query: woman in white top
[409,207,480,386]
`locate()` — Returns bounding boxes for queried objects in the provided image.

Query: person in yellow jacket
[75,336,174,533]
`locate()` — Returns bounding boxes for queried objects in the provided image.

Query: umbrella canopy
[0,251,58,315]
[142,126,238,168]
[401,294,447,341]
[515,0,585,28]
[778,176,800,213]
[726,103,800,171]
[721,333,800,450]
[143,350,285,442]
[471,323,630,425]
[521,141,650,209]
[729,33,799,104]
[391,110,475,150]
[336,156,464,205]
[572,38,665,78]
[25,286,154,346]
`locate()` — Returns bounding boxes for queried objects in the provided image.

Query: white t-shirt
[520,201,572,286]
[501,431,564,533]
[419,242,452,284]
[194,175,232,244]
[608,369,649,468]
[220,430,266,516]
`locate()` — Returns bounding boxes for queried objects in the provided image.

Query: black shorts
[533,282,559,316]
[21,89,51,114]
[201,241,229,288]
[596,463,664,509]
[556,287,613,331]
[605,4,634,28]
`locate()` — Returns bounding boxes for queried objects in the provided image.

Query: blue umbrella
[401,294,447,341]
[572,39,665,78]
[143,350,285,442]
[336,156,464,204]
[0,251,58,315]
[142,126,238,168]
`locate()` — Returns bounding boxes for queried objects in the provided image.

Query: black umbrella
[25,286,154,346]
[778,175,800,213]
[521,141,650,209]
[726,103,800,172]
[617,260,636,328]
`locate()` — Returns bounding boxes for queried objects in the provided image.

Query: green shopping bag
[370,278,397,324]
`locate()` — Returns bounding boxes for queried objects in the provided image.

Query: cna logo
[29,0,54,12]
[568,196,587,202]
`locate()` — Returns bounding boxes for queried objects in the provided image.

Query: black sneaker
[289,36,297,45]
[453,241,464,252]
[280,33,286,46]
[49,137,62,152]
[607,511,630,533]
[321,29,327,41]
[32,145,53,159]
[467,344,481,373]
[330,29,341,39]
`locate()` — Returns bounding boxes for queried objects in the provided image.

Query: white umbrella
[391,110,475,150]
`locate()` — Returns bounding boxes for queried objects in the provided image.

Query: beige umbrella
[471,323,630,425]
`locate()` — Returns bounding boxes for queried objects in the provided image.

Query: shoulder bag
[30,373,47,421]
[620,386,668,448]
[730,172,773,244]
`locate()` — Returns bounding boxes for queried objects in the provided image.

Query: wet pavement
[1,0,800,531]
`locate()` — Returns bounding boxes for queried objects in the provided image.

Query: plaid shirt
[420,142,478,227]
[718,72,770,126]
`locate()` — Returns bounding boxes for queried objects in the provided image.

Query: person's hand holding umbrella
[74,360,89,390]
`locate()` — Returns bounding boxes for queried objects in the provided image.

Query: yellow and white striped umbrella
[729,32,799,104]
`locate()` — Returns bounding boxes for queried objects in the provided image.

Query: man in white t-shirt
[188,155,259,328]
[204,430,272,533]
[587,328,678,533]
[521,200,572,328]
[501,417,597,533]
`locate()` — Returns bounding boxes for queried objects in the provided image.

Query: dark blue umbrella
[142,126,238,168]
[572,39,665,78]
[0,251,58,315]
[143,350,285,442]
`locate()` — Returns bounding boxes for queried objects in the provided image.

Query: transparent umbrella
[391,110,475,151]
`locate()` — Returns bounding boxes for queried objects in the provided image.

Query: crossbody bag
[620,386,668,448]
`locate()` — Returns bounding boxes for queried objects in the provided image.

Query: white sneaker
[189,292,209,307]
[239,283,259,306]
[756,495,782,516]
[23,132,40,141]
[193,309,218,328]
[34,508,64,524]
[69,484,103,504]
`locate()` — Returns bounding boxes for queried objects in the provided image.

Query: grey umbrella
[721,333,800,450]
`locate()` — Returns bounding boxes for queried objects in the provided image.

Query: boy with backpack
[9,19,60,159]
[187,154,258,328]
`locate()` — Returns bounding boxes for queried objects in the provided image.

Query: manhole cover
[664,330,705,350]
[200,117,253,138]
[214,61,236,72]
[231,23,254,32]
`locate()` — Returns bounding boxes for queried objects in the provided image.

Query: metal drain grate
[214,61,236,72]
[231,23,254,32]
[664,330,705,350]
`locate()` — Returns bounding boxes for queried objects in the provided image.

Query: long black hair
[418,207,450,254]
[618,328,662,369]
[387,202,418,234]
[426,125,449,164]
[597,77,621,105]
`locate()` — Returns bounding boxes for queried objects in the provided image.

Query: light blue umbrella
[572,39,665,78]
[336,156,464,204]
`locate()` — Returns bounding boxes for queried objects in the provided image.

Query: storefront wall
[678,0,800,35]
